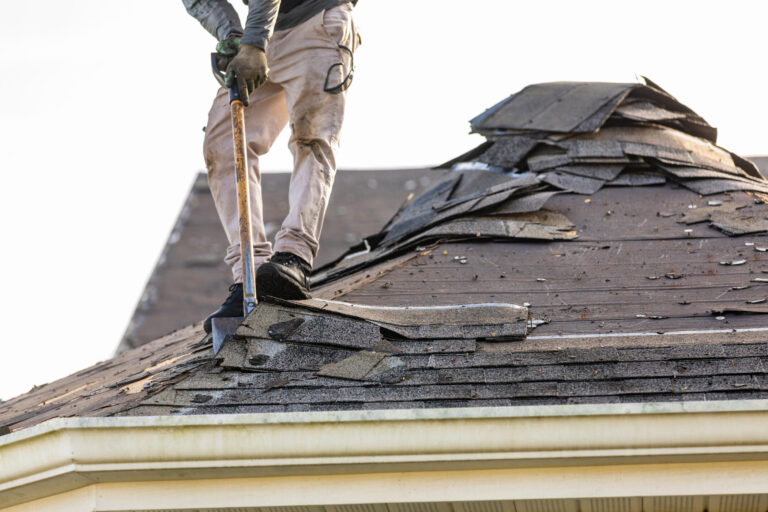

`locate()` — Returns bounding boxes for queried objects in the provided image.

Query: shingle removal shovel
[210,56,257,355]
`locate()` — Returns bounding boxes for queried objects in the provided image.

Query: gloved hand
[214,36,241,73]
[226,44,269,106]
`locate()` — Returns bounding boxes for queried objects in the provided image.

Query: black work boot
[256,252,312,300]
[203,283,244,334]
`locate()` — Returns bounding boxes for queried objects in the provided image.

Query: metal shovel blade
[211,316,244,355]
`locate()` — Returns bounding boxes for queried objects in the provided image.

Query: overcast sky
[1,1,766,400]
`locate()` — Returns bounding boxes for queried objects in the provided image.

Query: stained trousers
[203,3,359,282]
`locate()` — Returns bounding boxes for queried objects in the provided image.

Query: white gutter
[2,400,768,510]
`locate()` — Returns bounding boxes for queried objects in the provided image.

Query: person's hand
[226,44,268,105]
[214,36,241,73]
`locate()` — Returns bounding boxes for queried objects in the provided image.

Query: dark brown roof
[119,150,768,354]
[118,168,437,353]
[3,79,768,434]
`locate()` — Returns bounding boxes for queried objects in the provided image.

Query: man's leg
[256,4,359,298]
[202,82,289,330]
[204,82,289,282]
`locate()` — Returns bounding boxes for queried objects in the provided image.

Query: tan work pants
[203,3,359,282]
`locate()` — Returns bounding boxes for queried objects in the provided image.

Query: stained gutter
[2,400,768,510]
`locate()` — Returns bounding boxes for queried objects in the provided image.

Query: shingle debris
[313,79,767,287]
[128,335,768,414]
[253,298,529,341]
[215,298,528,384]
[318,351,406,383]
[0,324,211,435]
[459,79,766,195]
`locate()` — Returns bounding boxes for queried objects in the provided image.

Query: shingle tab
[472,82,634,133]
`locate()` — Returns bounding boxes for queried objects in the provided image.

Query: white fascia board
[2,400,768,508]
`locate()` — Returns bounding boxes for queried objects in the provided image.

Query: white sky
[0,1,766,401]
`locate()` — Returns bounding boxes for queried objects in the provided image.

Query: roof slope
[3,79,768,434]
[0,324,208,434]
[336,185,768,334]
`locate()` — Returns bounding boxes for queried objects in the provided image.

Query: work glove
[214,36,241,73]
[226,44,269,106]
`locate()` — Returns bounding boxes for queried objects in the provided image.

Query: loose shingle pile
[210,298,526,384]
[314,79,767,286]
[313,171,578,285]
[463,78,765,192]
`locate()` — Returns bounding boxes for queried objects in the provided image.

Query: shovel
[210,55,258,355]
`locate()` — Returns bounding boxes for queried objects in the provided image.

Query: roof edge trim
[3,400,768,508]
[4,399,768,447]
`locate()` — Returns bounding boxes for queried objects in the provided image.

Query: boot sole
[256,264,311,300]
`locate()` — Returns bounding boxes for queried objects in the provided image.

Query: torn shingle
[414,212,577,243]
[712,305,768,315]
[270,314,385,351]
[470,79,719,146]
[573,126,735,172]
[681,178,768,196]
[434,174,540,214]
[677,202,747,225]
[381,173,463,245]
[317,351,406,383]
[620,142,694,164]
[478,133,544,168]
[608,170,666,187]
[380,173,544,248]
[526,150,578,172]
[267,318,304,341]
[730,152,764,180]
[391,339,477,354]
[710,214,768,236]
[366,355,408,383]
[557,165,625,181]
[277,298,529,341]
[490,190,563,214]
[560,139,627,159]
[657,165,748,180]
[614,101,688,122]
[243,338,352,372]
[541,171,606,194]
[318,350,386,380]
[471,82,635,134]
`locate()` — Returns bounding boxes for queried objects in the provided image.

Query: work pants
[203,3,359,283]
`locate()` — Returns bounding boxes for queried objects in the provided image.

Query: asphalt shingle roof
[2,79,768,435]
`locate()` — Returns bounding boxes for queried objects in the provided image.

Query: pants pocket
[320,3,359,93]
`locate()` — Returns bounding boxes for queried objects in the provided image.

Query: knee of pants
[292,137,337,183]
[247,134,273,157]
[290,93,344,145]
[203,135,233,182]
